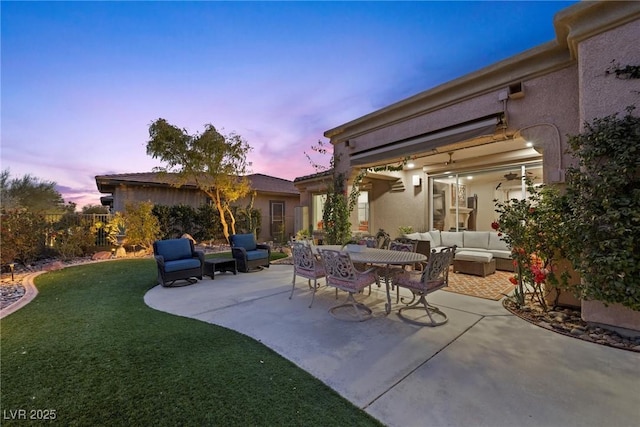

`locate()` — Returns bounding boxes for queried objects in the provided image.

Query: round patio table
[316,245,427,314]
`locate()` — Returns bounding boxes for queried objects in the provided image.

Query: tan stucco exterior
[96,173,300,242]
[295,1,639,239]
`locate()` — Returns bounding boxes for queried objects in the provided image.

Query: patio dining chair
[387,239,419,302]
[290,242,327,308]
[318,249,379,322]
[391,246,456,326]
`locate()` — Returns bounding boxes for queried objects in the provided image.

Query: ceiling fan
[503,171,519,181]
[444,152,455,166]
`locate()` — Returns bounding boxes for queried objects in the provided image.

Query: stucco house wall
[576,16,640,124]
[296,1,638,240]
[96,173,300,243]
[112,186,206,213]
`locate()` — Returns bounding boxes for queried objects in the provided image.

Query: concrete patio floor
[144,264,639,427]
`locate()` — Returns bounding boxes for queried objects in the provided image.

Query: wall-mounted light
[412,175,422,187]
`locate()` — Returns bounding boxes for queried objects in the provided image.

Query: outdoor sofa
[402,231,514,274]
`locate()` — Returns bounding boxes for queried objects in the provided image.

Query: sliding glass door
[429,163,542,232]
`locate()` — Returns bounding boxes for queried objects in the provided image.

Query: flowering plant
[493,178,569,310]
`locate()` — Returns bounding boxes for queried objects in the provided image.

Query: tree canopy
[146,119,252,241]
[0,169,72,213]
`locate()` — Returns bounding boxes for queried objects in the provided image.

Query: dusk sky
[1,1,577,209]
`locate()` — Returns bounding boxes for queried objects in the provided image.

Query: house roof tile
[95,172,299,195]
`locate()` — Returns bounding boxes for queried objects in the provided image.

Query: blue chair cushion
[164,258,201,273]
[156,239,193,262]
[231,234,257,251]
[246,249,269,261]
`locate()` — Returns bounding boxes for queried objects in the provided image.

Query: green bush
[0,209,47,266]
[195,204,223,241]
[54,225,96,260]
[493,180,571,310]
[564,107,640,310]
[122,201,161,252]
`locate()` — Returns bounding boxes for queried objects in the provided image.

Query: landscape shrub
[0,209,48,266]
[564,107,640,310]
[53,224,96,260]
[121,201,161,253]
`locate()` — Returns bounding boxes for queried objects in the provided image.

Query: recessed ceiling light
[467,176,473,180]
[407,163,415,169]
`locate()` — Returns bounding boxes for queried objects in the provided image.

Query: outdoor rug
[445,269,515,300]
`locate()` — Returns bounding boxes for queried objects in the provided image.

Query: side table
[204,258,237,280]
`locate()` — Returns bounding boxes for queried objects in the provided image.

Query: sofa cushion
[455,250,493,263]
[489,232,510,251]
[231,234,257,251]
[155,239,193,262]
[440,231,463,248]
[463,231,490,250]
[428,231,441,246]
[164,258,201,272]
[488,249,512,260]
[404,232,421,240]
[246,249,269,261]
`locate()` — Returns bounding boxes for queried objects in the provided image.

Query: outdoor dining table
[315,245,427,314]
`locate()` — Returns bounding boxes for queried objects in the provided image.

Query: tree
[146,119,252,242]
[0,169,71,213]
[82,204,110,214]
[122,201,161,253]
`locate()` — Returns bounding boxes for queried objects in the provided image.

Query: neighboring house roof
[95,172,299,196]
[293,169,333,183]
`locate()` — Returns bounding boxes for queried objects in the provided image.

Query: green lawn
[1,258,381,426]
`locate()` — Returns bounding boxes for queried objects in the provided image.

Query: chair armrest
[154,255,166,267]
[193,250,205,264]
[256,243,271,256]
[231,247,248,258]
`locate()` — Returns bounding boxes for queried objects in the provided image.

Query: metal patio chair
[391,246,456,326]
[318,249,379,322]
[289,242,326,308]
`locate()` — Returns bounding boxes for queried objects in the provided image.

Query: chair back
[421,246,455,286]
[230,233,257,251]
[319,249,358,282]
[389,240,417,252]
[319,248,379,293]
[292,242,321,275]
[153,238,194,261]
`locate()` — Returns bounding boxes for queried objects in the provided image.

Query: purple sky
[1,1,577,209]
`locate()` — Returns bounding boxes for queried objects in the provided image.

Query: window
[429,163,542,232]
[312,194,326,230]
[357,191,369,231]
[270,201,285,242]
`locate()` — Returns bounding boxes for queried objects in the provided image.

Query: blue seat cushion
[156,239,193,262]
[232,234,257,251]
[164,258,201,273]
[246,249,268,261]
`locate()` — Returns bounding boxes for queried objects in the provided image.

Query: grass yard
[0,257,381,426]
